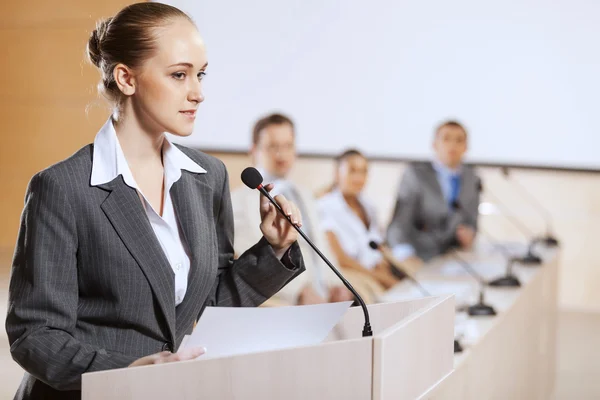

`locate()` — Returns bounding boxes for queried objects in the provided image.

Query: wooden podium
[82,295,455,400]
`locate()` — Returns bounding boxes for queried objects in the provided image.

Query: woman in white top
[318,150,400,293]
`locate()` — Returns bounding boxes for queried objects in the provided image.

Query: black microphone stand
[262,187,372,336]
[489,258,520,288]
[369,241,463,353]
[481,189,542,265]
[501,167,559,247]
[477,229,521,287]
[242,168,372,337]
[452,252,496,316]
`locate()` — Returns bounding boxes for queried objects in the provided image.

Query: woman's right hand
[373,261,399,290]
[297,285,327,305]
[129,346,206,367]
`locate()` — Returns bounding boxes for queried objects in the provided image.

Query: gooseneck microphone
[241,167,373,337]
[476,181,542,265]
[451,252,496,316]
[480,230,521,288]
[369,241,464,353]
[368,241,428,296]
[501,167,559,247]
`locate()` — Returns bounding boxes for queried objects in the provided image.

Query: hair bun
[87,17,113,68]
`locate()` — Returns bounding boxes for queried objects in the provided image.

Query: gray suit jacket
[386,161,481,261]
[6,144,304,399]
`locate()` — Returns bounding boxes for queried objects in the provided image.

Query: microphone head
[368,241,379,250]
[241,167,264,189]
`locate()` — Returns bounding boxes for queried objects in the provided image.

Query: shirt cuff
[279,241,301,271]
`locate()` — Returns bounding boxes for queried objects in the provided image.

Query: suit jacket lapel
[458,168,475,208]
[424,162,446,207]
[170,171,217,343]
[99,177,177,344]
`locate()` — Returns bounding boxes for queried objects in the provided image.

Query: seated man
[386,120,481,262]
[231,113,354,305]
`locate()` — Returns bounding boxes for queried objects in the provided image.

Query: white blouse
[317,190,383,270]
[90,118,206,306]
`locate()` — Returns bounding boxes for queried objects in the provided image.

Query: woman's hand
[298,285,327,305]
[373,260,400,290]
[328,285,355,303]
[128,347,206,368]
[259,184,301,257]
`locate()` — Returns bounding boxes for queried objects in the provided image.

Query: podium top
[83,295,455,400]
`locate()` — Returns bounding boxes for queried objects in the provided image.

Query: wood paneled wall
[0,0,130,250]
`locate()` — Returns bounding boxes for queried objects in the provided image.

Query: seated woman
[386,120,481,262]
[318,150,401,301]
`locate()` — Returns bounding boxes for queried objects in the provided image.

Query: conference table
[382,242,559,399]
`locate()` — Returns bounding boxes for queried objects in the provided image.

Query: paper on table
[379,279,478,307]
[428,260,505,280]
[182,301,353,359]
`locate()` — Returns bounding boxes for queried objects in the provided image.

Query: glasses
[261,143,295,154]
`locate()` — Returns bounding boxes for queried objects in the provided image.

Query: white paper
[183,301,353,359]
[428,260,506,280]
[379,279,478,307]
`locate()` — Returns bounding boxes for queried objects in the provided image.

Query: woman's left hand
[259,184,302,257]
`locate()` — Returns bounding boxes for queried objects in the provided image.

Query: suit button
[162,342,173,352]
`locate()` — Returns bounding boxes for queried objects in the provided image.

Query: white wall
[166,0,600,169]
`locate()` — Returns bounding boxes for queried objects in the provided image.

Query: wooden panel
[373,296,455,400]
[83,335,373,400]
[82,297,455,399]
[422,250,560,399]
[0,0,129,250]
[325,296,442,342]
[0,1,130,27]
[0,28,104,102]
[0,103,109,247]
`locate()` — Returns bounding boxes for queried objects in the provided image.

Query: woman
[6,3,304,399]
[318,150,400,299]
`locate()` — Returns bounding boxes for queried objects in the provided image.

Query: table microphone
[479,230,521,288]
[501,167,559,247]
[369,241,464,353]
[476,181,542,265]
[451,251,496,316]
[368,241,428,296]
[241,167,373,337]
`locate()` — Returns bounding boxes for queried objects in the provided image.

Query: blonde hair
[87,2,193,106]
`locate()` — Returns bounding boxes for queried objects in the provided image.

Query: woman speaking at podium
[6,3,305,399]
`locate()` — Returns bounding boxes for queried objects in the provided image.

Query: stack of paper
[180,301,353,359]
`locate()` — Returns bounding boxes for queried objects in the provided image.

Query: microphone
[476,181,543,265]
[501,167,559,247]
[450,251,496,316]
[369,241,464,353]
[368,241,428,296]
[479,230,521,288]
[241,167,373,337]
